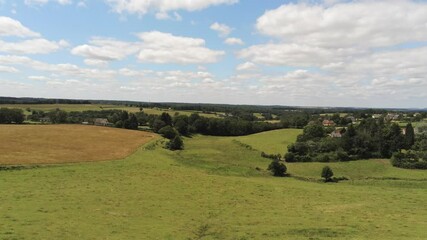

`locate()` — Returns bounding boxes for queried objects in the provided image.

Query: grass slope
[0,130,426,239]
[0,125,156,164]
[232,129,302,155]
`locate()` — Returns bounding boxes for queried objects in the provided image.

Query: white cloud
[155,11,182,21]
[72,32,224,65]
[224,37,244,45]
[0,39,68,54]
[25,0,72,5]
[0,16,40,37]
[236,62,257,71]
[71,38,140,65]
[238,43,363,67]
[0,65,18,73]
[210,22,232,37]
[106,0,238,16]
[137,31,224,64]
[256,1,427,48]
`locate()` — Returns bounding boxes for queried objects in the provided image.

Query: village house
[39,117,51,123]
[385,113,400,121]
[94,118,109,126]
[322,120,336,127]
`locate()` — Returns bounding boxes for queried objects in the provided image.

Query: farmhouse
[94,118,109,126]
[322,120,336,127]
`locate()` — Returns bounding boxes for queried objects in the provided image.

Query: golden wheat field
[0,124,157,165]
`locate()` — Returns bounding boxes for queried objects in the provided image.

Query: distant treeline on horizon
[1,96,426,113]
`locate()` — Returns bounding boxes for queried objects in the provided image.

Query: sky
[0,0,427,108]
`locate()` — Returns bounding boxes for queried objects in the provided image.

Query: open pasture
[0,128,426,239]
[232,129,302,155]
[0,125,157,164]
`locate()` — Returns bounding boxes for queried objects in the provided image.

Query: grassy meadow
[233,129,302,155]
[0,125,426,239]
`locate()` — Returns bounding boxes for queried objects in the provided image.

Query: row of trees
[148,112,283,137]
[0,108,25,124]
[285,119,415,163]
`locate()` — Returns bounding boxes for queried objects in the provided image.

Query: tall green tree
[404,123,415,149]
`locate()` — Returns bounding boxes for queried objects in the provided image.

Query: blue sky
[0,0,427,108]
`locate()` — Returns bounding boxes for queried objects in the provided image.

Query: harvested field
[0,124,157,164]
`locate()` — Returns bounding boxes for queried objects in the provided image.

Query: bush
[159,126,178,139]
[284,152,296,162]
[167,136,184,150]
[321,166,334,182]
[268,160,287,177]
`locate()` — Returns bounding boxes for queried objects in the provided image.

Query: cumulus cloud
[72,32,224,65]
[0,16,40,37]
[210,22,232,37]
[25,0,73,5]
[71,38,140,66]
[106,0,238,16]
[137,31,225,64]
[0,65,19,73]
[238,43,364,67]
[232,0,427,107]
[224,37,244,45]
[256,1,427,48]
[236,62,257,71]
[0,39,68,54]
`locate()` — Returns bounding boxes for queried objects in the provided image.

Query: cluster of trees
[149,112,283,137]
[280,112,310,128]
[391,126,427,169]
[0,108,25,124]
[285,119,415,163]
[152,113,184,150]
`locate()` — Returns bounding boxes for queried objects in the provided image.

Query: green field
[0,126,426,239]
[0,104,220,118]
[232,129,302,155]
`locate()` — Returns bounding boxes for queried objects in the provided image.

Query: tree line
[0,108,25,124]
[285,118,417,164]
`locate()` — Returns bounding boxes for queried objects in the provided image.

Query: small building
[372,114,382,119]
[385,113,400,121]
[40,117,51,123]
[330,129,343,138]
[322,120,336,127]
[94,118,109,126]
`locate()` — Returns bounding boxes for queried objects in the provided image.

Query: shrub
[268,160,287,177]
[167,136,184,150]
[321,166,334,182]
